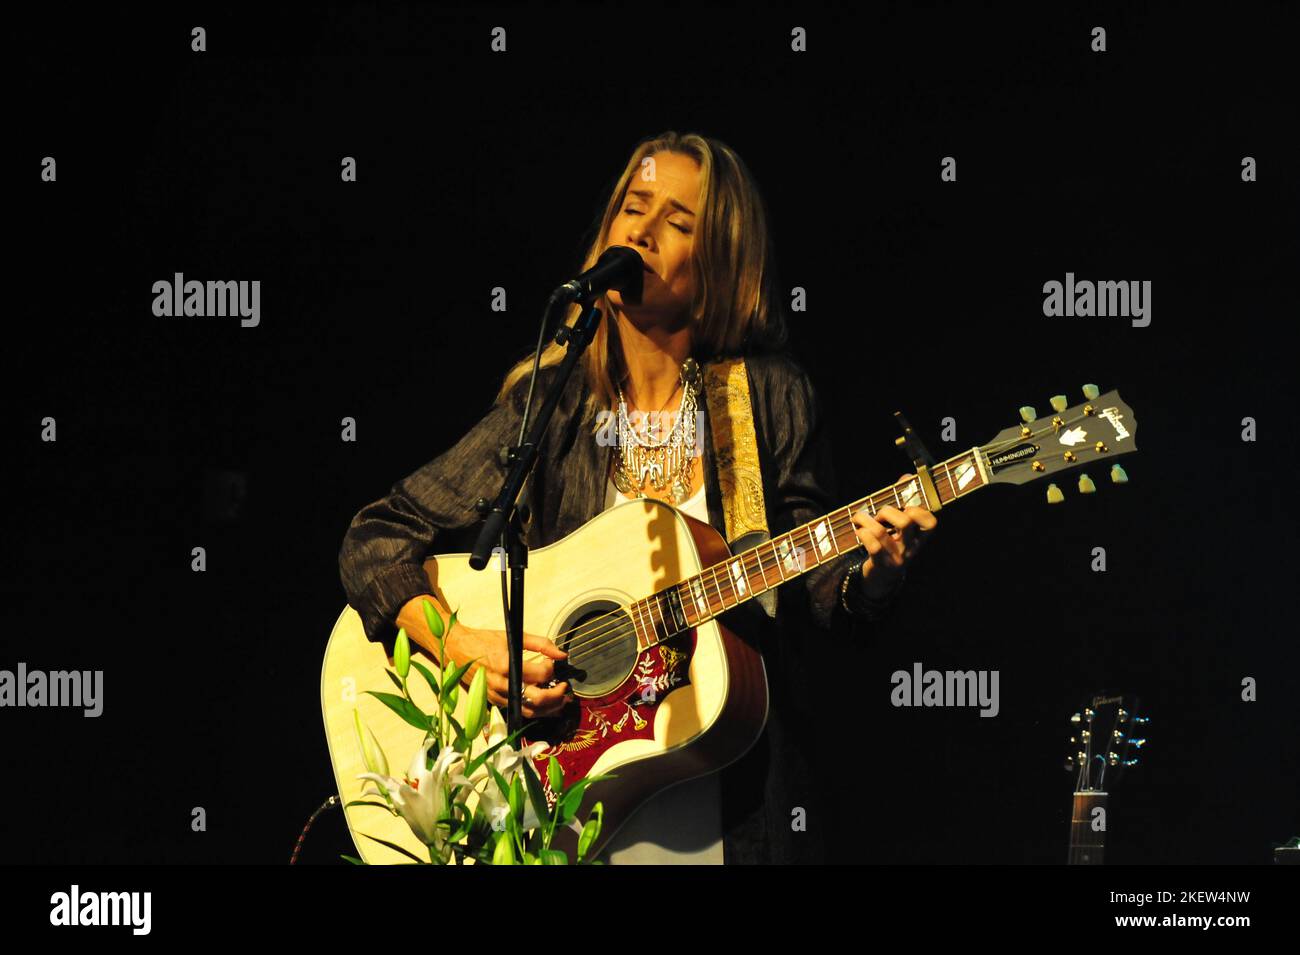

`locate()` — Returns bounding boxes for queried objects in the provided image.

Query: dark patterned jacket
[338,349,903,864]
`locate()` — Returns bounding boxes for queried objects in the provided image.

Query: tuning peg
[1110,463,1129,484]
[1131,715,1150,724]
[1117,708,1129,721]
[1130,738,1147,748]
[1046,483,1064,504]
[1078,473,1096,494]
[1070,712,1082,724]
[1050,394,1068,413]
[1019,405,1038,423]
[1122,758,1139,767]
[1082,383,1100,400]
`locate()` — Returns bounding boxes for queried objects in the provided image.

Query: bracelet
[839,558,906,619]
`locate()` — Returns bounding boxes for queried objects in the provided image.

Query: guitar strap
[702,357,778,617]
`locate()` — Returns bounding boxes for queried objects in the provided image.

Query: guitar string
[527,501,902,665]
[501,408,1123,668]
[552,407,1105,660]
[537,409,1119,664]
[519,506,902,665]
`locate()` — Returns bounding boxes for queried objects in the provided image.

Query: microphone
[550,245,645,305]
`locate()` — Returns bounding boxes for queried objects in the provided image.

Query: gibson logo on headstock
[1098,406,1130,441]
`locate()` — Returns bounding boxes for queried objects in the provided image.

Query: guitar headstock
[1063,693,1149,792]
[979,384,1137,502]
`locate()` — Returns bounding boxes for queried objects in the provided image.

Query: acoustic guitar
[322,385,1139,863]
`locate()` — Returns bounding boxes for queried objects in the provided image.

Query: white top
[598,476,725,864]
[602,475,708,520]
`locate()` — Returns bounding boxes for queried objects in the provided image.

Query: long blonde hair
[495,131,789,431]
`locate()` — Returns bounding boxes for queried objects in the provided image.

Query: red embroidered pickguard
[522,628,698,808]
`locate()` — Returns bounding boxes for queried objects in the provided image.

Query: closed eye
[624,208,691,233]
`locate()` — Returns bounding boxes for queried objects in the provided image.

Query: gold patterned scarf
[701,356,769,545]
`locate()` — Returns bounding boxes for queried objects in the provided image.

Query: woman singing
[338,130,937,864]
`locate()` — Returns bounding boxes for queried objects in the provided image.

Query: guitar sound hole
[553,600,639,698]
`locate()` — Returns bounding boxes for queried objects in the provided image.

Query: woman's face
[605,151,700,326]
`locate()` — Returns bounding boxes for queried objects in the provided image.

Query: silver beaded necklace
[613,356,702,504]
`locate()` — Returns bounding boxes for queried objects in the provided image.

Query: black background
[8,3,1297,865]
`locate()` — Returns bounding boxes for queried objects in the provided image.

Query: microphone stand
[469,294,605,735]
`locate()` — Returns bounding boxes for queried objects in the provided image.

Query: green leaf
[343,800,394,811]
[341,854,367,865]
[558,777,603,824]
[521,761,550,835]
[553,774,617,826]
[577,802,604,861]
[422,599,445,639]
[364,691,433,733]
[384,668,404,692]
[356,832,427,864]
[442,802,473,844]
[540,848,569,865]
[394,628,411,681]
[441,661,472,698]
[576,773,618,786]
[547,755,564,792]
[509,775,525,823]
[488,764,512,801]
[463,720,539,778]
[409,659,441,699]
[446,713,466,741]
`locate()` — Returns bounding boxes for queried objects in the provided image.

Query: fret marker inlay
[778,539,805,573]
[813,520,832,556]
[729,559,748,596]
[689,578,708,616]
[899,479,922,507]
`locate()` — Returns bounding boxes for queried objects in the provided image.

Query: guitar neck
[1069,791,1108,865]
[625,446,993,648]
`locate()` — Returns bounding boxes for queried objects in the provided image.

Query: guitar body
[323,387,1139,862]
[321,497,770,864]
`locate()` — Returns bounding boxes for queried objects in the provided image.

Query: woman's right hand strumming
[397,594,572,719]
[445,624,573,719]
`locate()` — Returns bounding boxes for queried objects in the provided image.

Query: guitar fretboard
[625,447,992,647]
[1069,791,1108,865]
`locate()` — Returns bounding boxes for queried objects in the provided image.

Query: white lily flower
[358,738,468,861]
[467,707,550,831]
